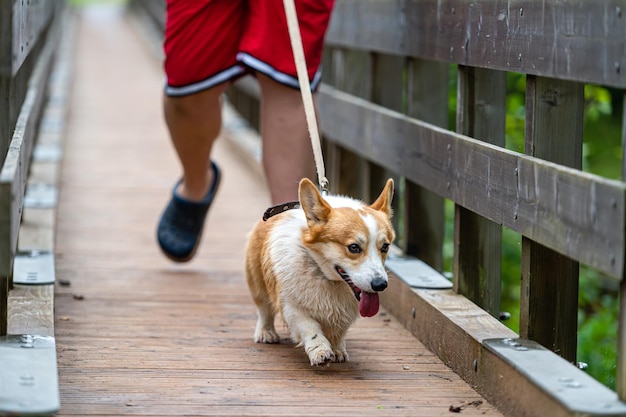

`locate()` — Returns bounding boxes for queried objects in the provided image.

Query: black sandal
[157,161,221,262]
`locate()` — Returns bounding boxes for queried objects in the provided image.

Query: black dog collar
[262,201,300,221]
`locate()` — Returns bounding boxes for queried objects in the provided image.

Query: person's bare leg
[163,84,228,201]
[257,74,317,204]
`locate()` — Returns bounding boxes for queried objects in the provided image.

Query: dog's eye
[347,243,362,254]
[381,243,390,253]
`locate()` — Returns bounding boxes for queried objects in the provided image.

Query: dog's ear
[299,178,331,226]
[370,178,394,217]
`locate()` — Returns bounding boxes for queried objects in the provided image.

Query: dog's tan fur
[245,178,395,366]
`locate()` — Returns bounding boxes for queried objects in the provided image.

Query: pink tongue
[359,292,380,317]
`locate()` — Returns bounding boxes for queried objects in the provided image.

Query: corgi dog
[245,178,395,366]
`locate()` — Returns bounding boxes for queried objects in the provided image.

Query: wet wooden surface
[53,5,503,416]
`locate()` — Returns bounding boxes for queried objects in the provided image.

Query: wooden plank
[402,58,447,270]
[1,7,71,417]
[0,276,6,336]
[328,48,371,199]
[51,9,504,416]
[0,1,10,158]
[0,0,56,77]
[381,273,517,390]
[318,85,626,279]
[339,48,372,100]
[7,285,54,336]
[619,93,626,402]
[453,66,505,316]
[519,76,583,362]
[0,31,55,336]
[228,77,261,131]
[381,272,626,417]
[0,21,56,279]
[129,0,165,33]
[370,53,402,231]
[326,0,626,88]
[615,280,626,402]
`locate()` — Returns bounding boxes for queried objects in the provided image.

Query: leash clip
[319,177,329,196]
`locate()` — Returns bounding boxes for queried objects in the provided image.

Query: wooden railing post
[324,48,372,199]
[454,66,505,317]
[370,53,403,230]
[402,58,447,270]
[619,92,626,401]
[0,0,58,337]
[616,278,626,402]
[519,76,583,362]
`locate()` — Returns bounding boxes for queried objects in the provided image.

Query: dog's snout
[371,277,388,292]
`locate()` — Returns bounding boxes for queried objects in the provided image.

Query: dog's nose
[371,277,388,292]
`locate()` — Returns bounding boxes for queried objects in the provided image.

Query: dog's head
[299,178,395,317]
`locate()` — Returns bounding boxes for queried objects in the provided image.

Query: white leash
[283,0,329,194]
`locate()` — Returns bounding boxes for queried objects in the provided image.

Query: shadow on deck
[50,5,502,417]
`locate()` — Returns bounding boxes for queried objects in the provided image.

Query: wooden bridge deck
[52,5,503,416]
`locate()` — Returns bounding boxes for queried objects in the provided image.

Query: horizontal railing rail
[326,0,626,89]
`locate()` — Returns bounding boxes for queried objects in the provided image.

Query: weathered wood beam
[318,84,626,279]
[327,0,626,88]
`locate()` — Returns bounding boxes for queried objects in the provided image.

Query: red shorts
[163,0,335,97]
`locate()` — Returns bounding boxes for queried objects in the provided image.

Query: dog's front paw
[333,348,349,363]
[306,343,335,366]
[254,328,280,344]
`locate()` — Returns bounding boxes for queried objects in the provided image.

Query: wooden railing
[132,1,626,416]
[0,1,65,336]
[0,2,72,415]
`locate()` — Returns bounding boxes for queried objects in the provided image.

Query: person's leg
[236,0,334,203]
[157,0,245,262]
[163,84,228,201]
[157,86,227,262]
[257,73,316,204]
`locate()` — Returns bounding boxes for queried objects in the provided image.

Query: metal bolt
[519,8,523,16]
[518,53,523,61]
[446,181,451,190]
[615,62,621,74]
[19,374,35,386]
[411,307,416,319]
[617,6,622,17]
[473,359,478,371]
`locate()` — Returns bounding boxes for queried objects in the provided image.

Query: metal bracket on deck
[385,254,453,289]
[0,335,60,416]
[33,143,62,162]
[23,183,57,208]
[13,251,55,285]
[484,338,626,416]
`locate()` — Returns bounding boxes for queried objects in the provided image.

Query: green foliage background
[444,67,622,390]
